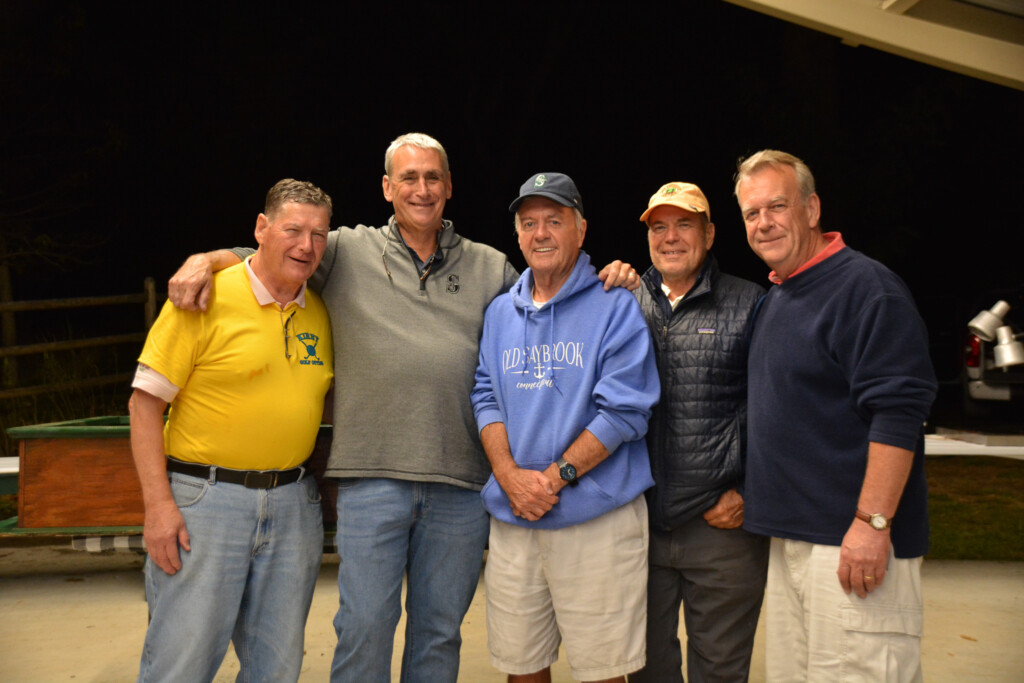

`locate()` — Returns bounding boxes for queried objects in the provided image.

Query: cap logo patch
[534,174,547,187]
[662,186,678,196]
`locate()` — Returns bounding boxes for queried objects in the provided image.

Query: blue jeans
[330,478,489,683]
[138,473,323,683]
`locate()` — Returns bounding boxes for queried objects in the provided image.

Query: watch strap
[555,457,578,486]
[855,509,892,530]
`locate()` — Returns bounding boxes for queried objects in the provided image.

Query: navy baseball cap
[508,172,584,218]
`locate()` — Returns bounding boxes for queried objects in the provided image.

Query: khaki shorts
[484,495,648,680]
[766,537,924,682]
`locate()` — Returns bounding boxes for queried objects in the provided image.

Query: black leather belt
[165,457,306,489]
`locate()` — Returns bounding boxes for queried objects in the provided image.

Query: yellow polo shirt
[138,263,333,470]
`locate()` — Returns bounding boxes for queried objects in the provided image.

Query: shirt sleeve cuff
[586,414,625,456]
[132,363,180,403]
[868,413,927,452]
[475,408,505,434]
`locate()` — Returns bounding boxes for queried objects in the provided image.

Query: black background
[3,1,1023,390]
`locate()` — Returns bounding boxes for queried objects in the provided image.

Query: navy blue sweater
[743,247,937,557]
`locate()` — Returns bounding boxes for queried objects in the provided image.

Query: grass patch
[926,456,1024,561]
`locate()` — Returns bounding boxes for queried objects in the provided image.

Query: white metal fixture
[993,325,1024,368]
[967,300,1011,341]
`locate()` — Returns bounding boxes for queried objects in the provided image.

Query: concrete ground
[0,545,1022,682]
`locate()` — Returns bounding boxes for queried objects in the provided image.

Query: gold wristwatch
[855,509,892,530]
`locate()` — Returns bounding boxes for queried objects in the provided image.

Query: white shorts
[766,537,924,682]
[484,495,648,680]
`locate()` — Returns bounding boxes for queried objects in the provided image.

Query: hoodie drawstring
[520,299,563,396]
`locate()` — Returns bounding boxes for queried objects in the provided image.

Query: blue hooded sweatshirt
[472,251,659,530]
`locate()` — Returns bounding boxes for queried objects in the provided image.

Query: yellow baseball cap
[639,182,710,223]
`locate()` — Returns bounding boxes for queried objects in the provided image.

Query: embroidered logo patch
[534,174,547,187]
[296,332,325,366]
[447,274,460,294]
[697,328,716,334]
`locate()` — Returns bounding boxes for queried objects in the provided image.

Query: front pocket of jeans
[304,477,323,505]
[169,476,207,508]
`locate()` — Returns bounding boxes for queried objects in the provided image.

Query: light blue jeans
[330,478,489,683]
[138,472,323,683]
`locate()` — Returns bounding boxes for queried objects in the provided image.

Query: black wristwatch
[556,457,579,487]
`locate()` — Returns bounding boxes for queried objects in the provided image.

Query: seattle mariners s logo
[296,333,325,366]
[534,174,547,187]
[447,274,460,294]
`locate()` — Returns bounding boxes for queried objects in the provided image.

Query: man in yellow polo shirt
[128,178,334,682]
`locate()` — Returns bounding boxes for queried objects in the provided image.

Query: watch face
[561,464,577,480]
[870,515,888,530]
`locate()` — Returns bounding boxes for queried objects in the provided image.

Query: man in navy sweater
[735,150,937,682]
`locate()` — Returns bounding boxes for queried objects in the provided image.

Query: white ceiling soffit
[722,0,1024,91]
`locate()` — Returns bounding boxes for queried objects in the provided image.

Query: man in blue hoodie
[472,173,660,683]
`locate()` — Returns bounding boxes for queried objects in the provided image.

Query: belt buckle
[243,471,277,489]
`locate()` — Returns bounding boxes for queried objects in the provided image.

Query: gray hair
[733,149,816,202]
[384,132,450,177]
[514,207,585,234]
[265,178,333,219]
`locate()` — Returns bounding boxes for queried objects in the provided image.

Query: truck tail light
[965,334,982,369]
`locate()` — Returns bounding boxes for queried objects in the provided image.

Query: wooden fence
[0,279,157,401]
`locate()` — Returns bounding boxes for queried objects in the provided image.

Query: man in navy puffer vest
[630,182,769,683]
